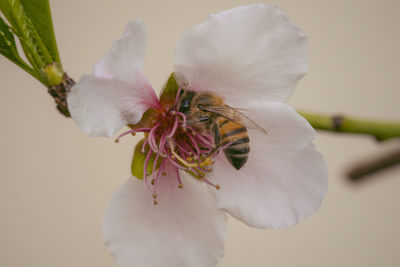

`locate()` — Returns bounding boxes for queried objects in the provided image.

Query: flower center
[115,94,221,205]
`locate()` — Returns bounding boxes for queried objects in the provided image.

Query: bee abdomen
[221,136,250,170]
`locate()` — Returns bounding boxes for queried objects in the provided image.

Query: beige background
[1,0,400,266]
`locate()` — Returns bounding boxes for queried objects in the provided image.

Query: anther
[114,139,119,143]
[215,184,221,190]
[187,157,193,162]
[162,171,167,176]
[151,179,155,185]
[178,184,184,188]
[153,193,157,199]
[153,200,158,205]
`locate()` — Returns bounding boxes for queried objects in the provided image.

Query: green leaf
[131,139,162,180]
[159,72,180,107]
[0,0,54,71]
[0,15,35,76]
[19,0,60,64]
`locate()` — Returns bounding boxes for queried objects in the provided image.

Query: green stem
[298,111,400,141]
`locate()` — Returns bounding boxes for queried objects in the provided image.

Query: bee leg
[198,116,210,123]
[213,123,221,145]
[204,123,220,155]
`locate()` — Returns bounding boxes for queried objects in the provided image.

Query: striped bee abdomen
[215,118,250,170]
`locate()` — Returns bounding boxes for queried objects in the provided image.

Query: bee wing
[201,105,268,134]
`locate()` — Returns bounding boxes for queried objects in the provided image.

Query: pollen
[200,157,214,167]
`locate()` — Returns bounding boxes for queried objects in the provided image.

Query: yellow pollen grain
[187,157,192,162]
[200,157,214,167]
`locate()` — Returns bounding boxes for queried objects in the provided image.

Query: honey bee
[177,90,267,170]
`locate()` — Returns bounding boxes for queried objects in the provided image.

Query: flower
[67,3,328,267]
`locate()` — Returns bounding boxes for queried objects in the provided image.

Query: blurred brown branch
[348,147,400,181]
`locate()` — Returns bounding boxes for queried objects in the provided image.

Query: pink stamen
[175,111,187,128]
[158,132,168,157]
[167,116,179,139]
[141,138,149,153]
[174,166,183,187]
[148,123,161,152]
[199,174,220,189]
[176,141,195,157]
[173,83,184,107]
[115,128,151,142]
[186,133,201,158]
[143,148,153,192]
[186,127,214,147]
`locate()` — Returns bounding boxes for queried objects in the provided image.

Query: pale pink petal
[174,4,308,106]
[67,75,157,137]
[210,102,328,229]
[102,164,227,267]
[93,20,147,86]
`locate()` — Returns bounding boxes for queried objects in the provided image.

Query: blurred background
[1,0,399,266]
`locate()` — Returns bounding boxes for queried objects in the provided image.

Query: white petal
[211,102,328,229]
[174,4,308,106]
[68,75,158,137]
[103,165,227,267]
[93,20,147,86]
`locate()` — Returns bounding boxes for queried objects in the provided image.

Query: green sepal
[131,139,162,180]
[159,73,180,107]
